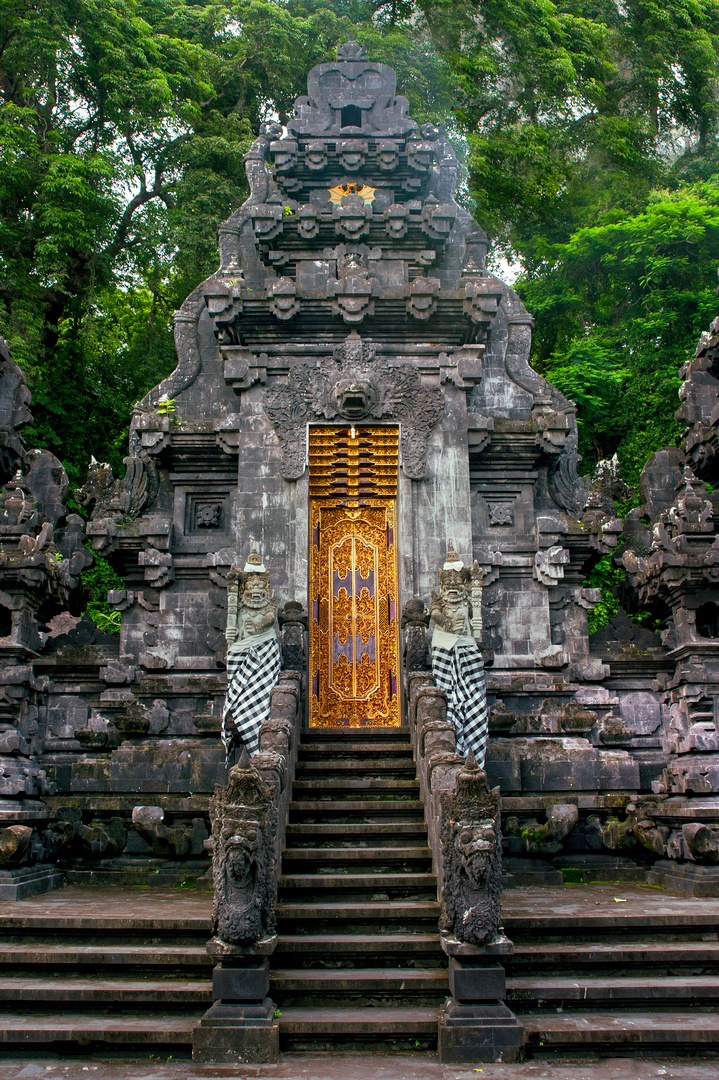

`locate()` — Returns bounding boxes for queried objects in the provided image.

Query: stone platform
[2,884,719,1062]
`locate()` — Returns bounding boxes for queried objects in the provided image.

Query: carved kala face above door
[308,426,401,728]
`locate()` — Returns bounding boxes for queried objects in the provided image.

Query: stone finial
[337,34,367,61]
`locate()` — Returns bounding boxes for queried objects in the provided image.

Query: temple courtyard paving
[0,1055,718,1080]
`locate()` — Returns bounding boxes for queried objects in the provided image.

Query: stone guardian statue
[222,548,280,759]
[429,542,489,766]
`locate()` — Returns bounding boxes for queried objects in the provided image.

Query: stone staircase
[271,727,447,1051]
[1,729,719,1057]
[505,896,719,1056]
[0,900,210,1053]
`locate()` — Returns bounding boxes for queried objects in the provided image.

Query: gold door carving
[309,426,401,728]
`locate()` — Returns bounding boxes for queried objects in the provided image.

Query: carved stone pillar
[438,935,523,1063]
[193,756,280,1062]
[192,936,279,1064]
[436,762,524,1061]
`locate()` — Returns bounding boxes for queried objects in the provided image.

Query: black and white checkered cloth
[222,632,281,760]
[431,635,489,768]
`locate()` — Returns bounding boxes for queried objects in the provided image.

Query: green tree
[523,181,719,480]
[0,0,451,481]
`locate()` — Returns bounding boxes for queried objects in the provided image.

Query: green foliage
[0,0,451,482]
[81,550,125,635]
[583,555,625,635]
[2,0,719,505]
[418,0,719,479]
[522,181,719,479]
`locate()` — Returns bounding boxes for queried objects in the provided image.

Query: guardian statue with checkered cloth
[429,542,489,768]
[222,547,280,761]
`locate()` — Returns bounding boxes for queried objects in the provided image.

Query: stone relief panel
[264,332,444,481]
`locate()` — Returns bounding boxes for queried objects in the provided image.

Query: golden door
[308,426,401,728]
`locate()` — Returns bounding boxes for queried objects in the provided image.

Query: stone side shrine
[1,36,719,1064]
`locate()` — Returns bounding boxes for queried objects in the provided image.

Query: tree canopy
[1,0,719,485]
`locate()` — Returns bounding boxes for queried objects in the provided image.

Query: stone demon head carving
[333,378,378,419]
[211,761,276,945]
[454,817,498,889]
[263,332,443,481]
[440,757,502,945]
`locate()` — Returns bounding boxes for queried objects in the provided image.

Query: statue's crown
[443,540,463,571]
[243,546,266,573]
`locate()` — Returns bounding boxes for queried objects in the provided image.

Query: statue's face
[456,818,496,887]
[440,570,466,606]
[223,820,260,887]
[243,576,270,609]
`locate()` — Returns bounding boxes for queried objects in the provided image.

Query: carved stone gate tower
[3,34,719,941]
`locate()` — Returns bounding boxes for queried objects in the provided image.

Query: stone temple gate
[2,36,719,1063]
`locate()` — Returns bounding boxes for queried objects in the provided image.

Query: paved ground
[0,1055,718,1080]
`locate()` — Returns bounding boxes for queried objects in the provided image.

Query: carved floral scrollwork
[264,333,444,480]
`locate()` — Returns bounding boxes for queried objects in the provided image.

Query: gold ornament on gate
[328,183,376,205]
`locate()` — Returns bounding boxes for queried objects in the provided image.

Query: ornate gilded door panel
[309,426,400,728]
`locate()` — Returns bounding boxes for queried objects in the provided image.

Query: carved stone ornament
[195,503,222,528]
[488,502,513,526]
[74,452,159,522]
[225,549,278,647]
[267,277,300,321]
[210,756,276,945]
[264,332,444,481]
[439,754,502,945]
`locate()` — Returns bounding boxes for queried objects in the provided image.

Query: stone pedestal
[192,937,279,1063]
[648,859,719,898]
[437,934,524,1064]
[0,863,64,901]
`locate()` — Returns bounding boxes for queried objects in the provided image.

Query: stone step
[299,743,413,756]
[0,976,211,1005]
[293,751,414,768]
[289,800,424,816]
[292,778,419,793]
[278,872,435,894]
[0,1012,197,1045]
[508,975,719,1005]
[277,900,440,924]
[0,913,209,934]
[277,1006,438,1035]
[281,847,432,863]
[520,1010,719,1050]
[271,968,448,992]
[509,941,719,968]
[301,730,409,742]
[505,911,719,936]
[285,822,427,841]
[0,943,212,968]
[275,933,441,956]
